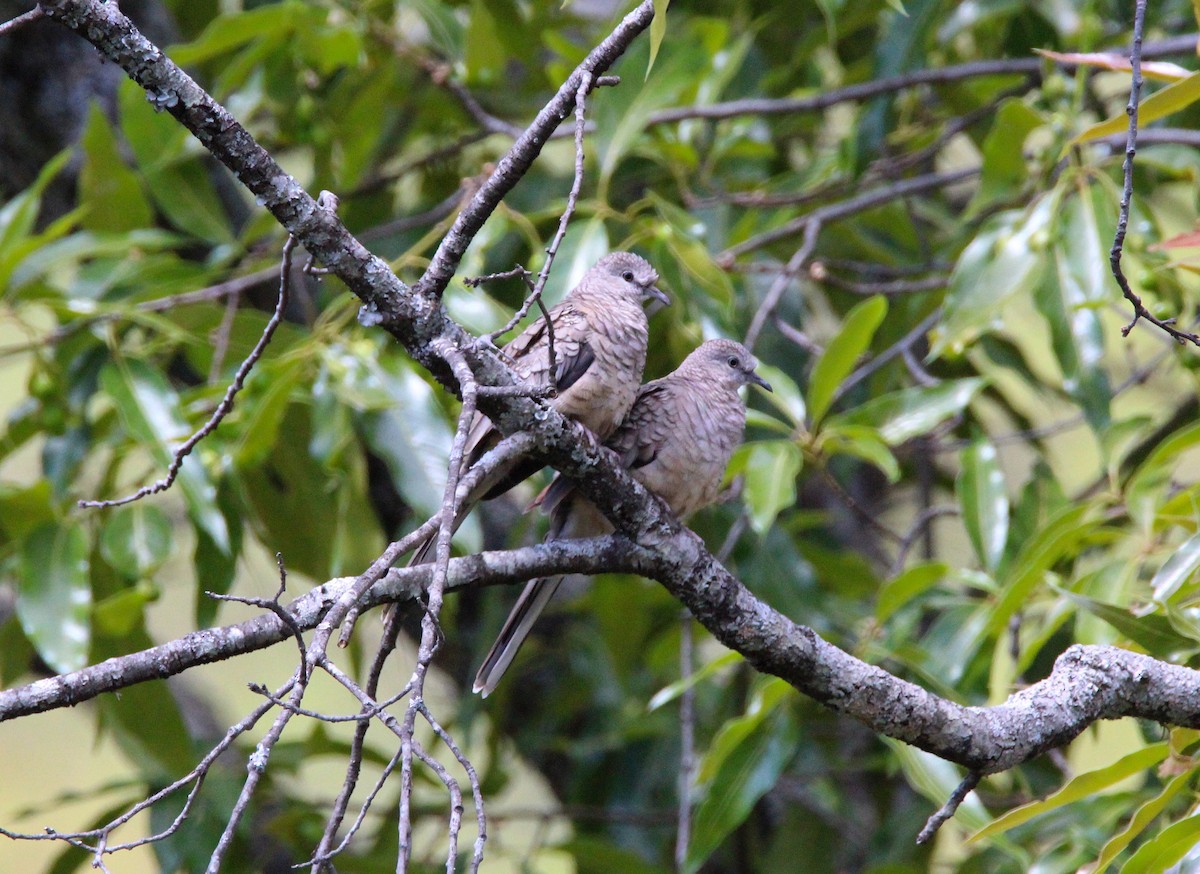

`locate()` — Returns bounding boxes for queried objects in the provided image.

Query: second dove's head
[590,252,670,309]
[686,339,773,393]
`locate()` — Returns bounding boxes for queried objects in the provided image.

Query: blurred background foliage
[6,0,1200,871]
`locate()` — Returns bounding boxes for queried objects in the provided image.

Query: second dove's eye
[727,356,739,368]
[622,271,635,282]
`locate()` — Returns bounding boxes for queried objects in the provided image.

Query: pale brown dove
[406,252,669,567]
[473,338,772,696]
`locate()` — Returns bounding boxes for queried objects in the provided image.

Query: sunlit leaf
[958,435,1009,572]
[647,0,670,76]
[1035,49,1191,82]
[1070,68,1200,147]
[1152,531,1200,604]
[830,378,986,445]
[689,679,798,871]
[808,295,887,426]
[648,650,742,711]
[969,743,1168,841]
[931,197,1055,357]
[1122,809,1200,874]
[738,440,802,534]
[17,523,91,674]
[1093,768,1195,873]
[99,504,173,579]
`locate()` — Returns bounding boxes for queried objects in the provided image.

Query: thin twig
[206,552,308,683]
[0,5,44,34]
[916,771,982,845]
[1109,0,1199,346]
[79,235,297,509]
[398,339,482,870]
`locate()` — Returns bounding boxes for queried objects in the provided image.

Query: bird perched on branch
[473,338,773,696]
[407,251,669,565]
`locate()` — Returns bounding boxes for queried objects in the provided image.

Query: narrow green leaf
[17,523,91,674]
[688,680,798,871]
[969,743,1168,841]
[1093,768,1194,873]
[739,440,802,534]
[986,504,1100,638]
[808,295,888,426]
[1122,809,1200,874]
[1152,531,1200,604]
[1071,69,1200,147]
[819,423,900,481]
[1055,587,1197,660]
[972,99,1044,209]
[1038,182,1112,430]
[877,562,948,623]
[958,436,1009,572]
[78,104,153,233]
[647,0,670,76]
[830,378,986,446]
[752,363,806,428]
[648,650,742,711]
[100,505,173,580]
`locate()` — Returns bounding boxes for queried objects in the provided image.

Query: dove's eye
[727,356,740,368]
[622,270,635,282]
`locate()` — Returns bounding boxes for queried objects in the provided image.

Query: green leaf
[647,0,670,76]
[971,99,1044,210]
[970,743,1168,842]
[877,562,948,623]
[1055,587,1197,660]
[1071,69,1200,147]
[830,378,986,445]
[986,504,1101,638]
[807,295,888,426]
[17,523,91,673]
[689,679,798,872]
[1152,531,1200,604]
[99,504,173,579]
[752,363,806,427]
[0,480,56,544]
[170,2,301,63]
[1092,768,1194,873]
[819,423,900,481]
[78,103,153,233]
[1037,181,1112,431]
[1121,809,1200,874]
[739,440,802,534]
[648,650,742,711]
[931,196,1055,358]
[99,360,230,552]
[958,435,1009,572]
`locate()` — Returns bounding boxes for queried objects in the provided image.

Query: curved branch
[0,536,643,722]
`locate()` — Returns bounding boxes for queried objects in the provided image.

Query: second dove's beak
[750,371,773,392]
[645,284,671,308]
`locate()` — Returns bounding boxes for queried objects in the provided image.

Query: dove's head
[591,252,670,309]
[686,339,772,393]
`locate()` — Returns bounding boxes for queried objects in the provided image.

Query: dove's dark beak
[645,284,671,310]
[750,370,773,392]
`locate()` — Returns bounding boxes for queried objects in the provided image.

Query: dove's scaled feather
[473,339,772,697]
